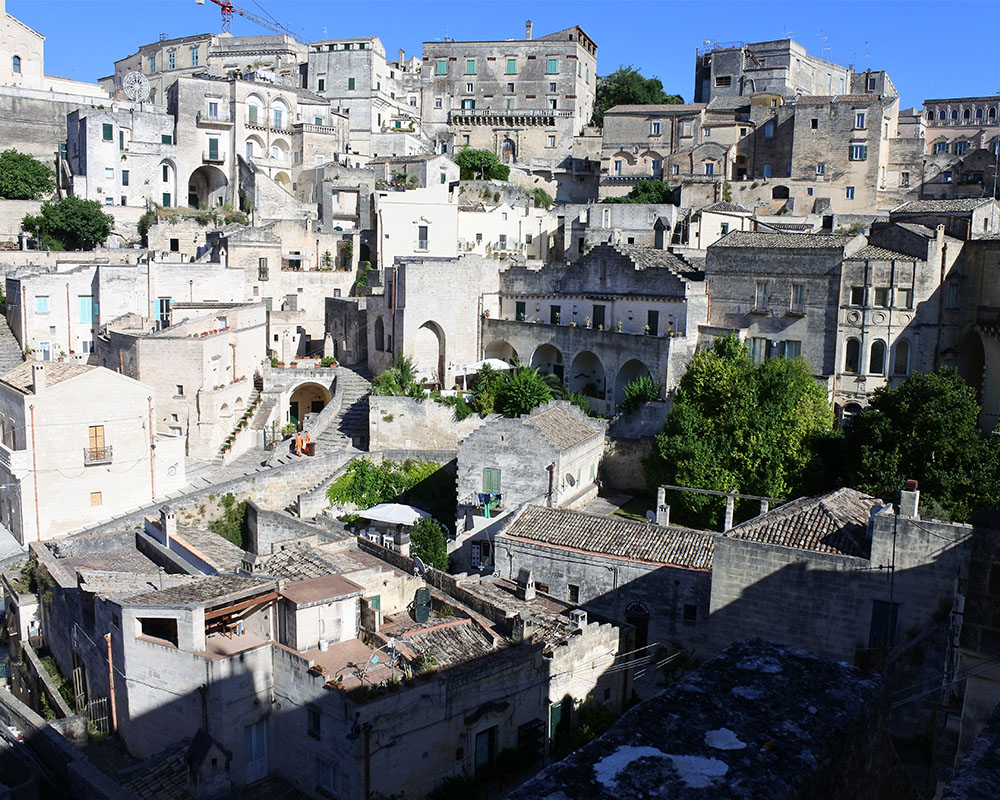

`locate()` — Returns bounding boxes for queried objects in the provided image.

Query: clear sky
[10,0,1000,110]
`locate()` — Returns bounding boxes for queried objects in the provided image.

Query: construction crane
[195,0,304,42]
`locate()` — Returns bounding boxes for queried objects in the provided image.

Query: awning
[457,358,516,376]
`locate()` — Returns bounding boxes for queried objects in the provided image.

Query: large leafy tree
[21,196,113,250]
[601,178,673,205]
[650,335,833,526]
[410,517,449,570]
[592,66,684,126]
[454,148,510,181]
[0,149,55,200]
[839,368,1000,521]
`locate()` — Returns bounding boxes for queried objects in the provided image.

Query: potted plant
[584,316,591,328]
[553,312,561,324]
[644,324,651,335]
[615,321,623,332]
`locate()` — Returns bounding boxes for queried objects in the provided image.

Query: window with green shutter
[849,144,868,161]
[162,192,171,207]
[547,58,558,74]
[161,134,172,145]
[348,77,355,90]
[482,467,501,493]
[102,123,113,141]
[435,59,447,75]
[466,59,476,74]
[506,58,516,74]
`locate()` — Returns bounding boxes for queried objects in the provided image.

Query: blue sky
[11,0,1000,110]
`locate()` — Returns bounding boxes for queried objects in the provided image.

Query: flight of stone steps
[0,315,23,374]
[319,365,372,451]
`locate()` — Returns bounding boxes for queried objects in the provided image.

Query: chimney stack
[899,480,920,519]
[516,568,536,601]
[525,20,533,40]
[31,362,45,395]
[398,49,405,67]
[160,505,177,543]
[656,486,671,527]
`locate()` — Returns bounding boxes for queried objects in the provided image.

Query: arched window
[976,108,984,120]
[963,108,971,120]
[845,338,860,374]
[938,110,945,121]
[991,107,998,121]
[374,317,385,352]
[951,110,959,120]
[12,56,21,74]
[926,111,933,121]
[892,340,910,376]
[869,340,886,374]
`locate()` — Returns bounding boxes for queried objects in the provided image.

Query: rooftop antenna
[781,27,794,40]
[816,30,831,60]
[865,41,871,70]
[159,32,168,42]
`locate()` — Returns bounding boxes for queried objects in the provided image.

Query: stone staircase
[318,366,372,451]
[0,315,23,374]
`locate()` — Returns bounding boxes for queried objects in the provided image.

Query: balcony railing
[196,111,233,126]
[84,446,113,465]
[203,150,225,163]
[978,305,1000,330]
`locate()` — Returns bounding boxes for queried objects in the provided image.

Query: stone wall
[369,395,490,451]
[600,436,654,493]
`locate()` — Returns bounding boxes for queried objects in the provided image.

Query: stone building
[920,96,1000,200]
[31,523,628,799]
[709,487,972,663]
[694,38,854,104]
[494,504,716,653]
[96,302,267,460]
[0,0,43,90]
[102,32,308,106]
[0,362,185,543]
[421,22,597,169]
[558,202,677,259]
[306,36,423,158]
[482,243,707,415]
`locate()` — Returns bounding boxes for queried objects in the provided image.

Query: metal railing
[84,446,112,465]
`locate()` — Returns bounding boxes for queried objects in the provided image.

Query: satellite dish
[413,555,427,576]
[123,71,151,103]
[645,510,657,523]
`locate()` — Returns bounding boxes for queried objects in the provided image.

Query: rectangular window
[162,193,171,207]
[434,97,442,109]
[90,492,103,507]
[897,288,913,308]
[88,425,106,456]
[483,467,501,493]
[317,760,336,793]
[102,123,113,141]
[955,141,968,155]
[475,726,498,771]
[120,196,127,206]
[122,170,129,186]
[466,82,474,93]
[167,50,175,70]
[465,59,476,74]
[855,111,866,129]
[748,337,769,365]
[161,134,172,145]
[762,163,772,178]
[868,600,899,649]
[347,77,355,90]
[78,296,94,323]
[169,238,179,252]
[119,130,125,150]
[811,118,818,130]
[515,301,526,322]
[672,164,680,175]
[549,81,557,93]
[104,167,114,179]
[754,281,768,311]
[506,58,516,74]
[149,54,156,73]
[190,46,199,67]
[417,225,428,250]
[790,284,804,313]
[715,75,731,87]
[547,134,556,147]
[846,186,855,200]
[720,222,729,235]
[683,604,697,623]
[849,144,868,161]
[874,288,890,307]
[546,58,558,74]
[900,171,910,188]
[506,82,515,93]
[208,101,218,120]
[782,340,802,359]
[764,120,774,138]
[436,59,447,75]
[850,286,865,306]
[208,138,219,160]
[317,78,325,92]
[815,163,826,176]
[947,282,960,309]
[705,162,714,176]
[650,121,661,135]
[549,305,561,325]
[440,171,447,184]
[35,296,49,314]
[105,197,113,206]
[568,584,580,604]
[307,706,321,740]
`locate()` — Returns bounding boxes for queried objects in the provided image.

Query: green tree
[455,147,510,181]
[410,516,449,570]
[649,334,833,526]
[601,178,673,204]
[469,363,508,414]
[0,149,55,200]
[621,374,662,413]
[532,187,554,208]
[498,366,553,417]
[839,368,1000,521]
[21,196,114,250]
[372,354,424,397]
[209,493,248,548]
[592,66,684,127]
[137,209,156,247]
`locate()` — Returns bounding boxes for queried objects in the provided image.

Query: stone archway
[614,359,653,408]
[289,382,332,428]
[483,339,518,364]
[188,165,228,209]
[413,321,446,387]
[569,351,606,410]
[501,137,516,164]
[374,317,385,352]
[530,343,565,384]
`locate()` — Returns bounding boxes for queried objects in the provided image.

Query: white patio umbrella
[360,503,432,526]
[457,358,516,376]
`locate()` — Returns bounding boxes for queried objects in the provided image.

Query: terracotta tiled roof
[523,405,601,450]
[611,243,700,276]
[502,505,715,570]
[702,201,751,214]
[120,575,274,607]
[0,361,90,393]
[724,487,880,557]
[893,198,994,213]
[712,231,858,249]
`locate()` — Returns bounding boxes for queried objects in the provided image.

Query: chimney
[31,362,45,395]
[525,20,533,40]
[398,49,405,66]
[160,505,177,543]
[656,486,670,527]
[516,568,536,601]
[899,479,920,519]
[569,609,588,629]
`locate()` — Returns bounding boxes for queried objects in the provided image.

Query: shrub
[621,375,662,413]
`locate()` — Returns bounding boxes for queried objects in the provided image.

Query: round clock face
[124,72,151,102]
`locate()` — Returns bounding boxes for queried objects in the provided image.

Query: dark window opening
[138,617,178,647]
[568,584,580,604]
[683,604,697,623]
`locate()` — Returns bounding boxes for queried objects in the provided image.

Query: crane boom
[201,0,303,42]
